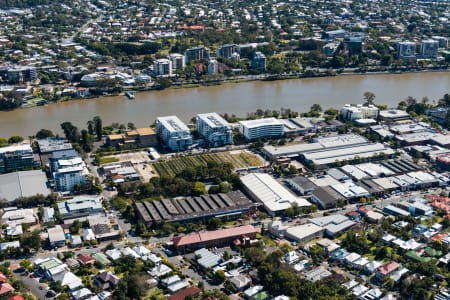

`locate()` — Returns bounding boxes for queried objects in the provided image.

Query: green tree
[60,122,80,143]
[93,116,103,141]
[193,181,206,195]
[20,259,34,271]
[35,129,54,139]
[20,230,42,253]
[310,104,322,112]
[363,91,376,106]
[155,77,172,90]
[207,218,222,230]
[69,220,81,235]
[127,122,136,130]
[87,121,95,135]
[330,55,345,68]
[8,136,24,144]
[0,138,8,147]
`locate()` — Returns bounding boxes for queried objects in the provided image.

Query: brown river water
[0,72,448,137]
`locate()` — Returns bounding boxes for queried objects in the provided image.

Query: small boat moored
[125,91,135,99]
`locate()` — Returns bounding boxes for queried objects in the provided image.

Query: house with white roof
[352,284,369,297]
[143,253,162,265]
[353,257,370,270]
[230,274,251,291]
[360,288,383,300]
[243,285,264,298]
[105,249,122,261]
[53,270,83,291]
[364,260,382,274]
[342,279,359,290]
[344,252,361,266]
[285,251,300,264]
[133,245,151,257]
[149,263,172,278]
[121,247,140,259]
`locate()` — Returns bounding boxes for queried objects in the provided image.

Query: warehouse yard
[152,150,263,177]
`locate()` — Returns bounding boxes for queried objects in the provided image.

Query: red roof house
[77,254,96,265]
[0,283,14,296]
[376,261,400,279]
[173,225,258,252]
[8,296,25,300]
[168,286,202,300]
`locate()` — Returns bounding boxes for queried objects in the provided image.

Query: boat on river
[125,91,135,99]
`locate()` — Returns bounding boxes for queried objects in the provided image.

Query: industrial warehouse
[240,173,311,216]
[134,191,257,226]
[262,134,395,168]
[285,159,449,209]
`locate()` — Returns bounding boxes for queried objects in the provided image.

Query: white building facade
[340,104,379,121]
[153,59,172,77]
[239,118,284,140]
[156,116,193,152]
[197,112,233,147]
[168,53,186,73]
[53,157,89,192]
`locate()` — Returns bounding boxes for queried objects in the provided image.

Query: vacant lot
[102,151,150,164]
[153,150,263,177]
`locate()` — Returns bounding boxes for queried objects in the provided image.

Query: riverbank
[0,71,448,137]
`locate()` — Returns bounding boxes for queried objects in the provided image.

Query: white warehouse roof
[303,144,395,166]
[241,173,311,214]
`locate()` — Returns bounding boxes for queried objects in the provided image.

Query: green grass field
[99,157,119,165]
[153,151,262,177]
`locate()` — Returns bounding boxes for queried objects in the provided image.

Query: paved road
[16,271,54,300]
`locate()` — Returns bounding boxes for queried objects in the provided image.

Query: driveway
[17,272,54,300]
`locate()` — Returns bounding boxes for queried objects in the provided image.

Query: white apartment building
[239,118,284,140]
[168,53,186,72]
[156,116,193,152]
[53,157,89,192]
[340,104,379,121]
[207,59,219,74]
[153,59,172,77]
[197,112,233,147]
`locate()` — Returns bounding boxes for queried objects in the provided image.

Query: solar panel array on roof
[153,201,171,220]
[135,202,151,223]
[210,194,226,208]
[161,198,179,215]
[381,159,420,174]
[177,199,193,214]
[398,159,420,171]
[381,161,402,174]
[186,197,202,212]
[203,195,218,210]
[144,202,161,222]
[134,192,255,225]
[219,194,235,207]
[194,196,210,211]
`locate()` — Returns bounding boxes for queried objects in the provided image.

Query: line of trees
[60,116,103,152]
